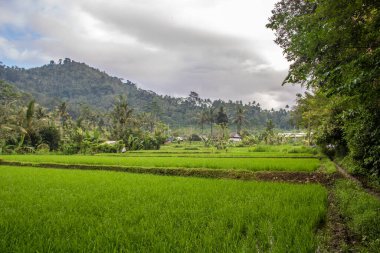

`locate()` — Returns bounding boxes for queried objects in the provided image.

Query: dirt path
[317,190,356,253]
[334,162,380,200]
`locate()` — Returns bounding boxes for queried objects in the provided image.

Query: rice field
[135,143,319,155]
[105,152,316,158]
[0,154,321,172]
[0,166,327,252]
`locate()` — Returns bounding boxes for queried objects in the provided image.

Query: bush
[189,134,202,141]
[242,135,258,146]
[36,143,50,154]
[62,143,80,155]
[39,126,61,151]
[93,142,123,153]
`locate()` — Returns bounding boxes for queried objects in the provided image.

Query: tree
[197,109,208,134]
[25,100,35,131]
[207,106,216,137]
[39,126,61,151]
[262,120,275,144]
[267,0,379,95]
[110,95,134,140]
[188,91,200,106]
[216,106,228,126]
[267,0,380,176]
[57,102,70,128]
[216,106,229,139]
[233,106,246,134]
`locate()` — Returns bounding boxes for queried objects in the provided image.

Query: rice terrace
[0,145,330,252]
[1,0,379,252]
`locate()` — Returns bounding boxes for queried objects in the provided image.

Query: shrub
[39,126,61,151]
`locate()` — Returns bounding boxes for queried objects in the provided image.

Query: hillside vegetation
[0,60,291,129]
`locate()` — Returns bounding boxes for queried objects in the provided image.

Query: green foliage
[233,106,247,134]
[262,120,276,145]
[242,135,259,146]
[268,0,380,177]
[93,141,124,153]
[39,126,61,151]
[189,134,202,141]
[335,179,380,252]
[216,106,228,126]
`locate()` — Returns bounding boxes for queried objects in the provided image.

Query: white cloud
[0,0,301,109]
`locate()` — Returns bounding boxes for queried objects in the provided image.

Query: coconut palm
[233,106,247,135]
[197,109,208,134]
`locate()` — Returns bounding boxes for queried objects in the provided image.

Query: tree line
[1,79,289,154]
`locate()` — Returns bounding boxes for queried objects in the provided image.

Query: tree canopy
[268,0,380,177]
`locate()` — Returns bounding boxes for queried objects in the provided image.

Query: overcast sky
[0,0,303,109]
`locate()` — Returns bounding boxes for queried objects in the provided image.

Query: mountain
[0,59,292,129]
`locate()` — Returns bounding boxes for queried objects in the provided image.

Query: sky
[0,0,303,109]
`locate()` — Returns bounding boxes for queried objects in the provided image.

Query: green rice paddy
[0,154,321,172]
[0,166,327,252]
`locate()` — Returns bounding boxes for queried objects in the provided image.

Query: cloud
[0,0,301,109]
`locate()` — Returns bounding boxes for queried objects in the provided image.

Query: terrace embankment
[0,159,339,185]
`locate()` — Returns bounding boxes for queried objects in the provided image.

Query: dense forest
[0,60,292,130]
[267,0,380,179]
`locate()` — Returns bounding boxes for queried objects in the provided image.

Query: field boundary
[101,155,321,159]
[0,160,337,184]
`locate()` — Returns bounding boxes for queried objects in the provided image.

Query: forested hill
[0,59,292,129]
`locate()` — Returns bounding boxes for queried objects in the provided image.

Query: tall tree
[197,109,208,134]
[57,102,70,128]
[267,0,380,176]
[233,106,246,135]
[216,106,229,139]
[207,106,216,137]
[110,95,134,140]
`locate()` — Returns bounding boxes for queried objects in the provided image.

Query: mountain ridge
[0,59,292,129]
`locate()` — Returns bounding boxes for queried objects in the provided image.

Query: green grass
[248,144,318,154]
[0,166,327,252]
[0,154,321,172]
[113,152,316,158]
[319,158,337,173]
[334,179,380,252]
[142,143,319,154]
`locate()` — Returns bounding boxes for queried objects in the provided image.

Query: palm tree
[25,100,35,131]
[207,106,216,137]
[233,106,247,135]
[197,109,208,134]
[111,95,134,139]
[57,102,69,127]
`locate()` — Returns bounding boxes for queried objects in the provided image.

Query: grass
[248,144,318,154]
[0,165,327,252]
[137,143,320,154]
[334,179,380,252]
[113,152,317,158]
[0,154,321,172]
[319,158,337,173]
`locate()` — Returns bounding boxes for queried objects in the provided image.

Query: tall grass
[334,179,380,251]
[248,144,319,154]
[0,166,327,252]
